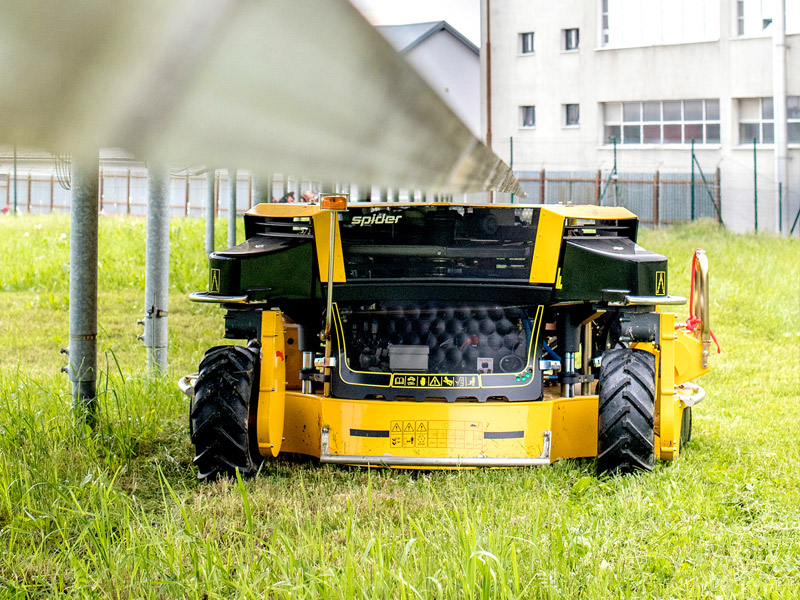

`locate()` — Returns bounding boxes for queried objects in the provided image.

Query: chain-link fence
[510,168,721,227]
[0,165,322,218]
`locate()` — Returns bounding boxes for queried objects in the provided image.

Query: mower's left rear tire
[191,344,262,481]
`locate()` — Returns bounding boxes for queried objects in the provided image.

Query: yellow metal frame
[256,311,286,457]
[243,203,709,468]
[254,307,709,467]
[277,393,599,464]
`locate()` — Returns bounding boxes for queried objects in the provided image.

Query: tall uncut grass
[0,215,798,599]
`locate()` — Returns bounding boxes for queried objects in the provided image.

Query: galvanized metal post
[510,136,514,204]
[144,165,170,373]
[690,139,695,221]
[228,167,237,247]
[754,137,758,232]
[68,153,99,427]
[773,0,788,234]
[613,136,619,206]
[205,169,215,256]
[653,171,660,227]
[13,145,17,214]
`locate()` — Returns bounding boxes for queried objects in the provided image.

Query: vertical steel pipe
[302,351,313,394]
[205,169,215,256]
[228,167,237,247]
[581,325,592,396]
[69,153,99,426]
[144,165,170,373]
[753,137,758,232]
[773,0,788,234]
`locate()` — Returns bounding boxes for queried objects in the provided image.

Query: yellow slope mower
[180,197,712,478]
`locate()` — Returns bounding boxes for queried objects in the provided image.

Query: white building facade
[378,21,481,137]
[482,0,800,233]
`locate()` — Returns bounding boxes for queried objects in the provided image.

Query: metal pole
[773,0,788,234]
[754,137,758,232]
[653,170,660,227]
[613,136,619,206]
[691,139,695,221]
[205,170,215,256]
[509,136,514,204]
[13,145,17,214]
[779,183,783,234]
[68,153,99,427]
[144,165,170,373]
[228,168,237,247]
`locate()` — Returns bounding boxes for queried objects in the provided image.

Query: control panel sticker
[391,374,480,388]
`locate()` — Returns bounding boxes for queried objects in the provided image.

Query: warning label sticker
[389,420,483,449]
[210,268,221,293]
[656,271,666,296]
[391,374,480,388]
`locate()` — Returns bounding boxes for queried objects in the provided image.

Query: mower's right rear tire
[680,406,692,449]
[191,344,262,481]
[596,348,656,476]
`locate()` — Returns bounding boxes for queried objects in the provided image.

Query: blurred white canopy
[0,0,523,195]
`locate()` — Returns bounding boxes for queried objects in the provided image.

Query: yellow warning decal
[656,271,666,296]
[389,420,483,449]
[391,374,480,388]
[210,268,221,293]
[555,268,563,290]
[389,421,403,448]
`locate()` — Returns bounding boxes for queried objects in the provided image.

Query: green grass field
[0,214,798,599]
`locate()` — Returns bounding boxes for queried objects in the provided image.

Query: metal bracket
[676,382,706,407]
[619,312,661,344]
[178,373,199,397]
[314,357,336,368]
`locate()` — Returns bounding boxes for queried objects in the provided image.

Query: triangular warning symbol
[430,376,441,387]
[656,271,666,296]
[404,422,414,432]
[391,423,401,432]
[417,422,427,432]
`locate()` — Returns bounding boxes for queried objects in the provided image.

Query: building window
[521,105,536,128]
[564,104,580,126]
[600,0,721,48]
[520,32,535,54]
[737,0,745,35]
[601,0,610,45]
[739,96,800,144]
[603,99,720,145]
[563,28,579,51]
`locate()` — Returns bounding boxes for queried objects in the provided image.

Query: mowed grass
[0,214,798,599]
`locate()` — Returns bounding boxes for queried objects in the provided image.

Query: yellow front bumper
[276,392,600,467]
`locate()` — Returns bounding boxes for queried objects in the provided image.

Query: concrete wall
[483,0,800,233]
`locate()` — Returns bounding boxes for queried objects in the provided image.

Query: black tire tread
[680,406,692,449]
[597,348,656,476]
[191,345,261,480]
